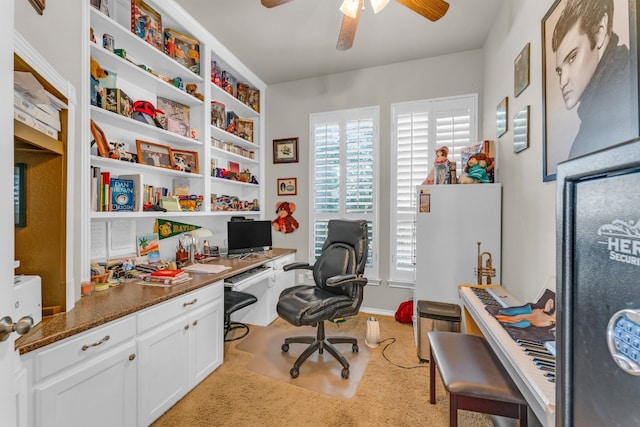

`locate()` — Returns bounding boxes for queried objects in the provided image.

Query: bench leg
[449,393,458,427]
[429,346,436,404]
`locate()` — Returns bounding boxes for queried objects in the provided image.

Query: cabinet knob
[129,354,136,361]
[184,324,190,330]
[192,320,198,326]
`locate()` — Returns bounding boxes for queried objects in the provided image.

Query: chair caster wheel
[352,344,359,352]
[341,368,350,379]
[290,368,299,378]
[281,343,289,352]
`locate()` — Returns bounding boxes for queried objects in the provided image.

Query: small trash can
[417,300,461,362]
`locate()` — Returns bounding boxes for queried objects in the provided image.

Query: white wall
[265,50,485,312]
[482,0,557,302]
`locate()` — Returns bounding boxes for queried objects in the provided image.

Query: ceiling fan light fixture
[369,0,390,14]
[339,0,360,19]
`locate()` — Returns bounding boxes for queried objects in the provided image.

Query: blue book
[110,178,135,211]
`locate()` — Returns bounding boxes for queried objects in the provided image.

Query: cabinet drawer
[32,316,135,382]
[269,253,295,271]
[137,283,223,334]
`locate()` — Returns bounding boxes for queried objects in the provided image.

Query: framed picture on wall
[514,42,530,97]
[496,97,508,138]
[277,178,297,196]
[542,0,639,181]
[514,105,530,153]
[273,138,299,164]
[27,0,46,15]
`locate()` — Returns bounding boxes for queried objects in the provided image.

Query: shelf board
[211,177,259,187]
[211,83,259,119]
[211,146,259,165]
[90,210,213,220]
[91,107,203,149]
[90,8,204,87]
[210,125,258,150]
[14,120,64,155]
[91,155,203,178]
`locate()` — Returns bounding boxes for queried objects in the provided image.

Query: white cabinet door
[137,316,189,426]
[188,298,223,387]
[34,341,137,427]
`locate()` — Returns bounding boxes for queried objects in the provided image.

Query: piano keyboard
[459,284,556,426]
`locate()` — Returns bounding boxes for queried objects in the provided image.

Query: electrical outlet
[298,274,304,284]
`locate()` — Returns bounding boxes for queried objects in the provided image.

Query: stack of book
[14,71,63,139]
[142,269,191,286]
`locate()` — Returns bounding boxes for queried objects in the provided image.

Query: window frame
[389,94,478,286]
[309,106,380,280]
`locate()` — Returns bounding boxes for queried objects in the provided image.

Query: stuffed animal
[459,153,493,184]
[90,56,108,80]
[272,201,299,234]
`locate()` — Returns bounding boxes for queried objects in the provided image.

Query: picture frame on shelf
[277,178,297,196]
[90,119,111,158]
[157,96,190,131]
[131,0,163,51]
[163,28,200,75]
[236,118,254,142]
[496,97,508,138]
[90,0,112,17]
[514,42,530,98]
[172,149,199,174]
[136,140,174,169]
[273,137,299,164]
[542,0,638,181]
[27,0,45,15]
[513,105,530,154]
[247,88,260,112]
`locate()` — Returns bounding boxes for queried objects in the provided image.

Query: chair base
[281,321,358,379]
[225,320,250,342]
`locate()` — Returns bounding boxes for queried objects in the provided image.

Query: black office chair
[224,289,257,342]
[277,219,368,379]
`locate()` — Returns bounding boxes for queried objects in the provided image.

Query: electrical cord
[377,337,428,370]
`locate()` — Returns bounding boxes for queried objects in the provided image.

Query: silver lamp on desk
[189,228,214,259]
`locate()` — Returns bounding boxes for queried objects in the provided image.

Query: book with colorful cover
[150,269,185,278]
[110,178,135,211]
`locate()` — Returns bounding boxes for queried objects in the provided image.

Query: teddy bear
[272,201,299,234]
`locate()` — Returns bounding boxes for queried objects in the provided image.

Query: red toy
[272,201,299,234]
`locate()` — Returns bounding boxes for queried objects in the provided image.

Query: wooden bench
[428,331,527,427]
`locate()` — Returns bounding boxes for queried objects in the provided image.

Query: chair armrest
[283,262,313,272]
[326,274,368,287]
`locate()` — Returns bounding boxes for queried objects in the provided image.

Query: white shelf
[90,210,212,220]
[211,146,259,165]
[91,155,203,178]
[211,177,259,188]
[91,107,203,149]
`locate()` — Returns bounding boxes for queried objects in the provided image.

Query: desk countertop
[16,248,296,355]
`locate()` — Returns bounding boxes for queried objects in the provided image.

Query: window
[310,106,378,278]
[389,95,477,285]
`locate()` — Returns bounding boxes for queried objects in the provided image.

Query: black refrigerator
[556,138,640,426]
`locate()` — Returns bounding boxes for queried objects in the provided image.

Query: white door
[1,1,19,425]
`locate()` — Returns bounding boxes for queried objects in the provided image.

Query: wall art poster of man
[543,0,637,179]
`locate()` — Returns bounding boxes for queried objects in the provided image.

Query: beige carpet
[235,319,371,399]
[152,313,494,427]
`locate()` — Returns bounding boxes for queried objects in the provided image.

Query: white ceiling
[174,0,504,85]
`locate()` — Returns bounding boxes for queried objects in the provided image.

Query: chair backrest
[313,219,368,298]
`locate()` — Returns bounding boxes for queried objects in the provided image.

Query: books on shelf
[118,174,143,211]
[14,108,58,139]
[110,178,135,211]
[142,273,192,286]
[13,90,61,131]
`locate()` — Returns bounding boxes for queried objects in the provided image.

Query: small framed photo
[172,149,199,174]
[277,178,297,196]
[496,97,508,138]
[513,105,530,154]
[90,119,111,158]
[273,137,299,164]
[27,0,45,15]
[514,43,530,98]
[136,140,174,169]
[131,0,163,51]
[163,28,200,75]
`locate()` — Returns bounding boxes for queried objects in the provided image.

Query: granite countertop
[16,248,296,355]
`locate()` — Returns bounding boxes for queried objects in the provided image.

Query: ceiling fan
[260,0,450,51]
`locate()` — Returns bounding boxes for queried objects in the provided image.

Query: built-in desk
[16,248,296,355]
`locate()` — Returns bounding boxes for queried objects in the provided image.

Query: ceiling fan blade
[261,0,294,8]
[336,0,363,51]
[396,0,449,22]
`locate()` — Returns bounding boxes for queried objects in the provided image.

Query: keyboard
[224,264,271,284]
[459,284,556,426]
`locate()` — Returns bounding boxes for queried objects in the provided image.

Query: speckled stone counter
[16,248,296,355]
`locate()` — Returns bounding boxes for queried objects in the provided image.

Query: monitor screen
[227,220,273,255]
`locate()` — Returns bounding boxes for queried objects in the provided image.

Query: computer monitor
[227,220,273,256]
[556,137,640,426]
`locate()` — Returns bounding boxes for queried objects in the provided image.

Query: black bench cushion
[428,331,526,405]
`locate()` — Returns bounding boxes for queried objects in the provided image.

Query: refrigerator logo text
[598,220,640,266]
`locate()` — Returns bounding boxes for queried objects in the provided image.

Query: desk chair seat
[224,289,257,342]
